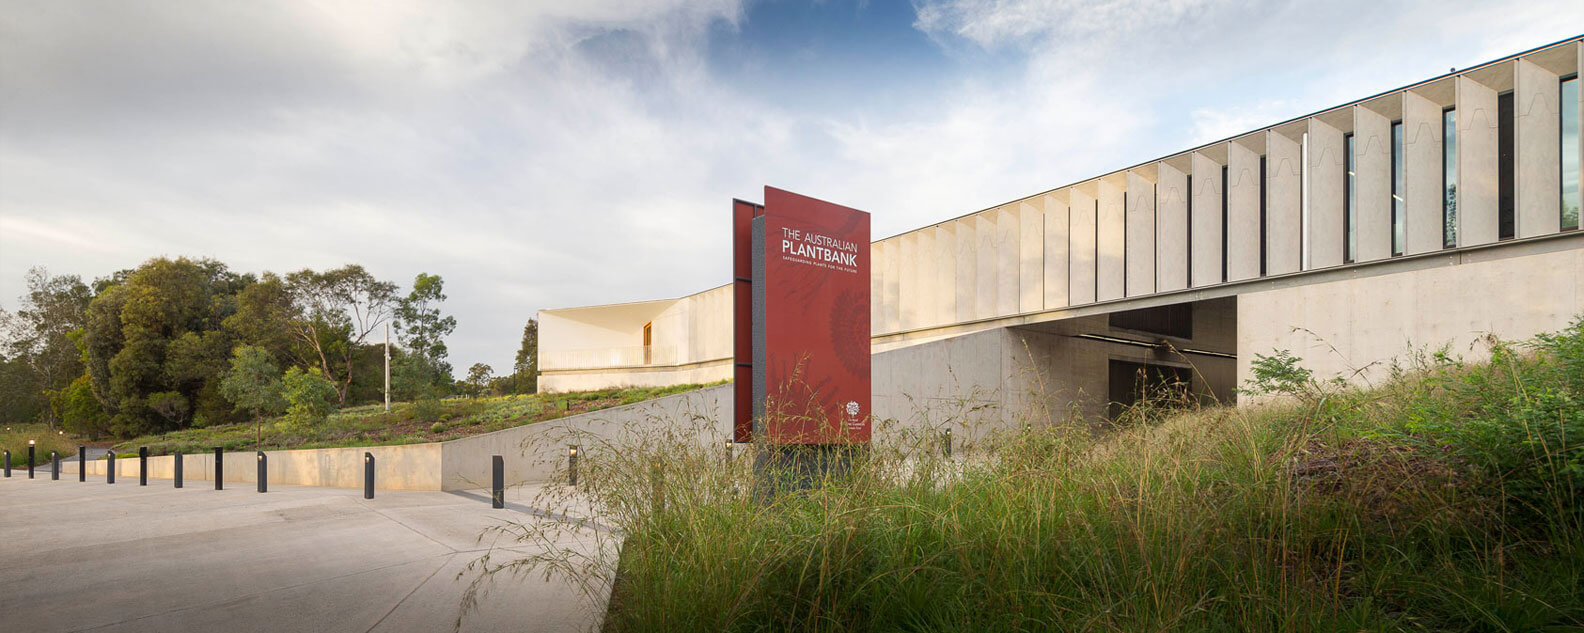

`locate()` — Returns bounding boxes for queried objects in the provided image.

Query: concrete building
[540,38,1584,431]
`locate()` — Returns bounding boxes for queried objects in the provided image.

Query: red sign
[744,187,871,444]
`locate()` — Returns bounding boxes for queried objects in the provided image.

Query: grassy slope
[108,382,722,456]
[0,424,77,469]
[475,324,1584,633]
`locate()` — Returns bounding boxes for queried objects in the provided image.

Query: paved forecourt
[0,475,612,632]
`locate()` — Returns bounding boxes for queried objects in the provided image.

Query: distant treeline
[0,257,538,438]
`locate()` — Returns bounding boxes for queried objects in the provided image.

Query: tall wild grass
[463,319,1584,632]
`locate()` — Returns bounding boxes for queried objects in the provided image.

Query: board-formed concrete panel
[882,238,900,333]
[1226,141,1262,281]
[1458,76,1500,246]
[955,217,977,323]
[1097,179,1126,301]
[1308,118,1346,267]
[997,206,1021,316]
[1354,105,1393,262]
[1190,152,1224,287]
[1155,162,1189,291]
[1018,199,1044,313]
[1403,91,1446,255]
[976,213,998,319]
[899,233,918,330]
[1266,131,1303,274]
[1515,58,1561,237]
[915,228,937,329]
[1069,188,1098,304]
[1238,245,1584,388]
[1043,192,1070,308]
[870,242,884,334]
[933,224,956,326]
[1125,170,1156,296]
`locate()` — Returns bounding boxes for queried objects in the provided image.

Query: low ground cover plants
[466,320,1584,632]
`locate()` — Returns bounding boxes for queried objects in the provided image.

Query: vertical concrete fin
[1097,179,1126,301]
[1190,152,1224,287]
[1307,118,1345,267]
[1043,191,1071,308]
[996,206,1020,316]
[1266,130,1303,274]
[1457,76,1500,246]
[898,234,918,330]
[1226,140,1262,281]
[1403,90,1445,255]
[1017,199,1044,312]
[1125,169,1157,296]
[1069,188,1098,304]
[1515,57,1561,237]
[1155,162,1189,291]
[954,217,978,322]
[1353,104,1393,262]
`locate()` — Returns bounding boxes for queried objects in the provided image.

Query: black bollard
[28,441,35,479]
[51,451,59,480]
[78,446,86,482]
[3,450,9,477]
[256,452,267,493]
[107,451,115,484]
[363,452,375,500]
[139,447,148,486]
[214,447,223,490]
[944,428,953,459]
[491,455,504,509]
[568,446,579,487]
[174,451,183,488]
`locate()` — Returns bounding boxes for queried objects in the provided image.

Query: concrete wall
[1237,238,1584,387]
[73,443,444,491]
[438,385,733,490]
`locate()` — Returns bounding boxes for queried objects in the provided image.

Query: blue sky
[1,0,1581,374]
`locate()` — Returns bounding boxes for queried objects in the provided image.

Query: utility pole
[384,322,391,412]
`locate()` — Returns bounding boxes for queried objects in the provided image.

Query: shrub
[1240,349,1316,398]
[281,367,338,430]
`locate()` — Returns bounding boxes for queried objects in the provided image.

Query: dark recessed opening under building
[1107,359,1195,420]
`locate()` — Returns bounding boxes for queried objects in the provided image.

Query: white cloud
[2,0,1581,375]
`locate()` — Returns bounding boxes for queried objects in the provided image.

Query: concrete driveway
[0,476,615,632]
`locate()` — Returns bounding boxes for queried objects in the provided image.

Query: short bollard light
[3,449,10,478]
[139,446,148,486]
[107,451,116,484]
[78,446,86,482]
[491,455,504,509]
[174,451,183,488]
[568,446,579,487]
[256,452,267,493]
[214,447,223,490]
[944,428,953,459]
[28,439,35,479]
[363,452,375,500]
[51,451,59,480]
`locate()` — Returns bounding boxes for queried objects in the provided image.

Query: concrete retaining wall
[438,385,732,490]
[72,443,443,491]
